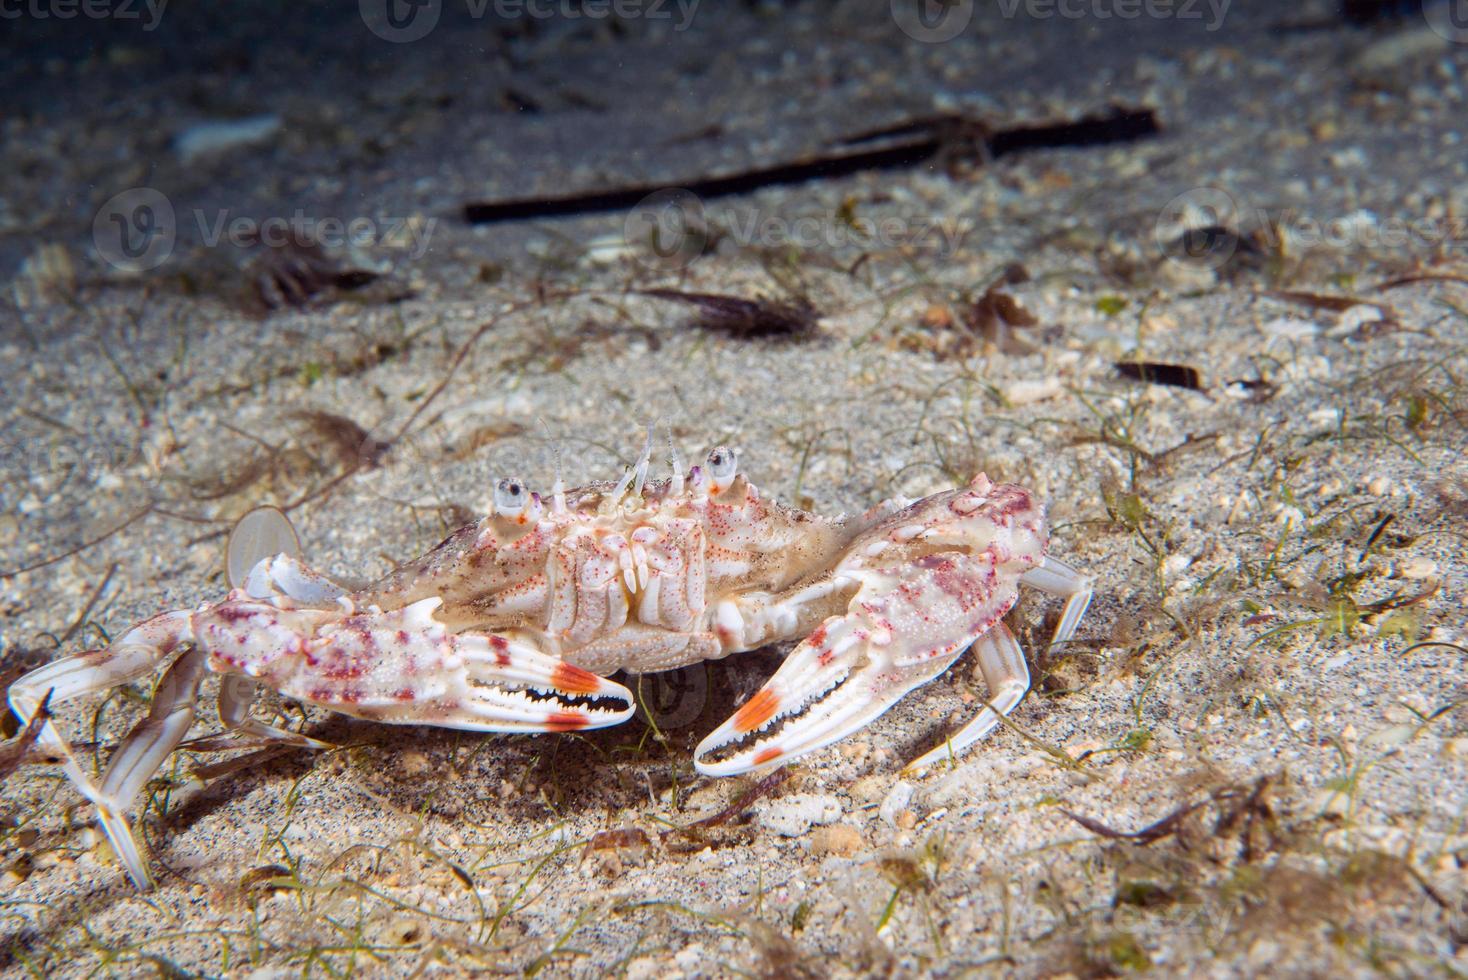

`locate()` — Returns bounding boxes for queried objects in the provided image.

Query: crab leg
[6,611,194,813]
[91,646,209,887]
[694,552,1019,775]
[1020,556,1093,653]
[218,677,334,749]
[904,556,1092,770]
[903,622,1028,771]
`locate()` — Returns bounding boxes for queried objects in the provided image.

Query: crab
[7,435,1091,888]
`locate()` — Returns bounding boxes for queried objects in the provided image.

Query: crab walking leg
[904,622,1029,772]
[903,559,1092,770]
[1020,556,1093,652]
[694,553,1018,775]
[6,611,194,812]
[217,677,333,749]
[91,647,209,888]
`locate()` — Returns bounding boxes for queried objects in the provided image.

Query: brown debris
[242,229,387,313]
[963,265,1040,354]
[916,264,1043,358]
[661,767,790,853]
[1114,361,1204,391]
[1062,774,1282,853]
[0,690,51,784]
[462,108,1159,223]
[636,290,819,340]
[292,409,392,470]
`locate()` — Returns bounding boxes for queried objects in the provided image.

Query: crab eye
[706,446,737,493]
[494,478,529,516]
[706,447,736,479]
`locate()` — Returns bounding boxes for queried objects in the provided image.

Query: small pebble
[878,780,915,828]
[809,824,863,857]
[1398,557,1437,580]
[757,793,842,837]
[1329,304,1384,338]
[1261,316,1321,340]
[849,775,887,804]
[372,915,426,946]
[1002,378,1063,406]
[175,114,282,164]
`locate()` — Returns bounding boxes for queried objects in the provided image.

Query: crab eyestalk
[492,477,542,526]
[706,446,737,496]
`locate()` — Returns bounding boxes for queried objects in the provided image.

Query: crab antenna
[631,421,655,498]
[537,418,568,514]
[666,423,685,495]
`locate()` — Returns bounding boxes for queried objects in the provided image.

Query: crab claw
[263,597,635,733]
[694,550,1021,775]
[453,631,637,732]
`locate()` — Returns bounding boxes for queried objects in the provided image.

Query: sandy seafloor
[1,1,1466,976]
